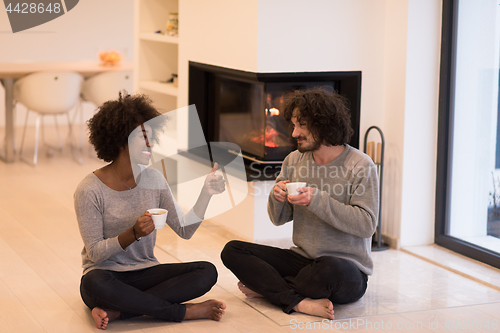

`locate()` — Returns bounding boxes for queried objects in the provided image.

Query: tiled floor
[2,130,500,332]
[402,245,500,291]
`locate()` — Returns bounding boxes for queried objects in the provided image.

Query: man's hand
[287,187,315,206]
[273,180,290,202]
[134,211,155,237]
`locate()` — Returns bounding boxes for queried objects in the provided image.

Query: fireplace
[188,62,361,177]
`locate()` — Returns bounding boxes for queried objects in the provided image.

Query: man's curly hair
[283,88,354,146]
[87,92,163,162]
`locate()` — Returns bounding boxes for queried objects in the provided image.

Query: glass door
[436,0,500,267]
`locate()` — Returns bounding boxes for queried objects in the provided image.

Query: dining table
[0,61,133,163]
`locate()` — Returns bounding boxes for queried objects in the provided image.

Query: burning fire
[250,107,282,147]
[265,108,280,116]
[247,106,293,148]
[250,128,280,147]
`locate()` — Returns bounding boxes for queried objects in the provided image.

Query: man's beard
[297,138,321,153]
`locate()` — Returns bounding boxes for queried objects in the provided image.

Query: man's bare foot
[184,299,226,321]
[293,298,334,320]
[237,281,264,298]
[91,307,120,330]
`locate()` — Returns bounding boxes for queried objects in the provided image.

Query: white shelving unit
[138,80,178,97]
[139,32,179,45]
[134,0,179,112]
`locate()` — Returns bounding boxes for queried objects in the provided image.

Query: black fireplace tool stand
[363,126,389,251]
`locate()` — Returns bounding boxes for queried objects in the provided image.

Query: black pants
[221,240,367,313]
[80,261,217,322]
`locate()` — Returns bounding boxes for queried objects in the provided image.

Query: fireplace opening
[217,77,316,162]
[189,62,361,179]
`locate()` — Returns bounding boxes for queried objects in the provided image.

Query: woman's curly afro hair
[283,88,354,146]
[87,92,162,162]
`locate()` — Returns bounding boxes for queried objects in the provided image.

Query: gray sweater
[74,168,201,275]
[267,145,379,275]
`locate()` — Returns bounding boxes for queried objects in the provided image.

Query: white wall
[399,0,442,246]
[257,0,386,135]
[0,0,133,62]
[380,0,408,245]
[0,0,134,127]
[177,0,259,108]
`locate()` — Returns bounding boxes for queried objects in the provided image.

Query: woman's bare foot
[237,281,264,298]
[184,299,226,321]
[91,307,120,330]
[293,298,334,320]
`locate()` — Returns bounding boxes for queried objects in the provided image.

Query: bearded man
[221,88,379,320]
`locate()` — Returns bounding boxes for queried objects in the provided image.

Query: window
[436,0,500,267]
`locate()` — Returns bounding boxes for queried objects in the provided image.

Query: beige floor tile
[0,229,35,278]
[471,302,500,320]
[2,274,94,333]
[403,245,500,291]
[437,305,500,332]
[0,225,87,316]
[0,278,45,333]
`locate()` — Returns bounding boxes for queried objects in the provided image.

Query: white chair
[14,71,83,165]
[79,71,133,155]
[81,70,133,107]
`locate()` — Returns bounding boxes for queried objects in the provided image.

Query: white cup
[286,182,307,196]
[147,209,168,229]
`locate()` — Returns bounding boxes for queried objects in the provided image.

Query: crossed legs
[220,240,367,319]
[80,261,225,329]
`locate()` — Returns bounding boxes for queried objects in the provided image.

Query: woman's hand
[203,162,226,196]
[133,211,155,238]
[119,211,155,249]
[191,162,226,221]
[273,180,290,202]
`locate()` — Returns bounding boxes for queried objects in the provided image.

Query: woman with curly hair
[75,92,226,329]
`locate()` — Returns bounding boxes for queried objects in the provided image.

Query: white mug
[147,208,168,229]
[286,182,307,196]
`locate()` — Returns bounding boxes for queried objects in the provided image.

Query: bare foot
[184,299,226,321]
[237,281,264,298]
[91,307,120,330]
[293,298,334,320]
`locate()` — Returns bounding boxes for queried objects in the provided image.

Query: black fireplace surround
[188,62,361,175]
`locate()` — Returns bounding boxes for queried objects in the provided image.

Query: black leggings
[80,261,217,322]
[221,240,367,313]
